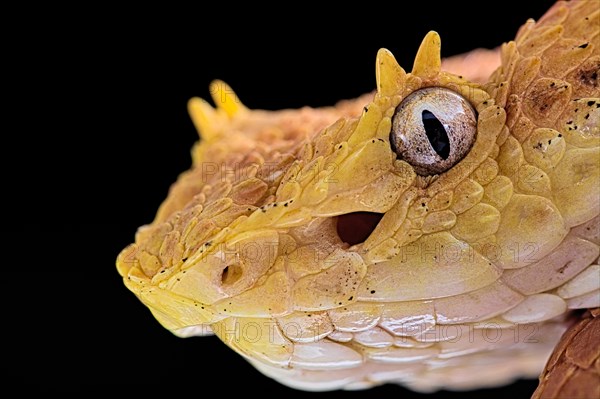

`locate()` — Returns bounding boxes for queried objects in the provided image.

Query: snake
[116,1,599,396]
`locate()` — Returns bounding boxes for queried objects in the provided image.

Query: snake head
[117,4,599,389]
[118,31,501,334]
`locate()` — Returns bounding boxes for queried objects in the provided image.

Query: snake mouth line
[336,212,384,246]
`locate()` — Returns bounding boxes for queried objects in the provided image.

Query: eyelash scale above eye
[390,87,477,176]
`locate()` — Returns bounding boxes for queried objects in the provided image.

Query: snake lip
[335,212,384,246]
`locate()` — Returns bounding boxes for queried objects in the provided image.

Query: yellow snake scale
[117,0,599,395]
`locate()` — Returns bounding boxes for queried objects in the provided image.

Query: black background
[10,1,559,396]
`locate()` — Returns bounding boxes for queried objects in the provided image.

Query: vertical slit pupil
[422,110,450,160]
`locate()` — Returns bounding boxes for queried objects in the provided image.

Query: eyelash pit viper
[117,1,599,396]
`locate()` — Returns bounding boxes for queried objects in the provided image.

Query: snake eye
[390,87,477,175]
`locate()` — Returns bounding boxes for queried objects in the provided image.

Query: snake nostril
[336,212,384,246]
[221,264,243,286]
